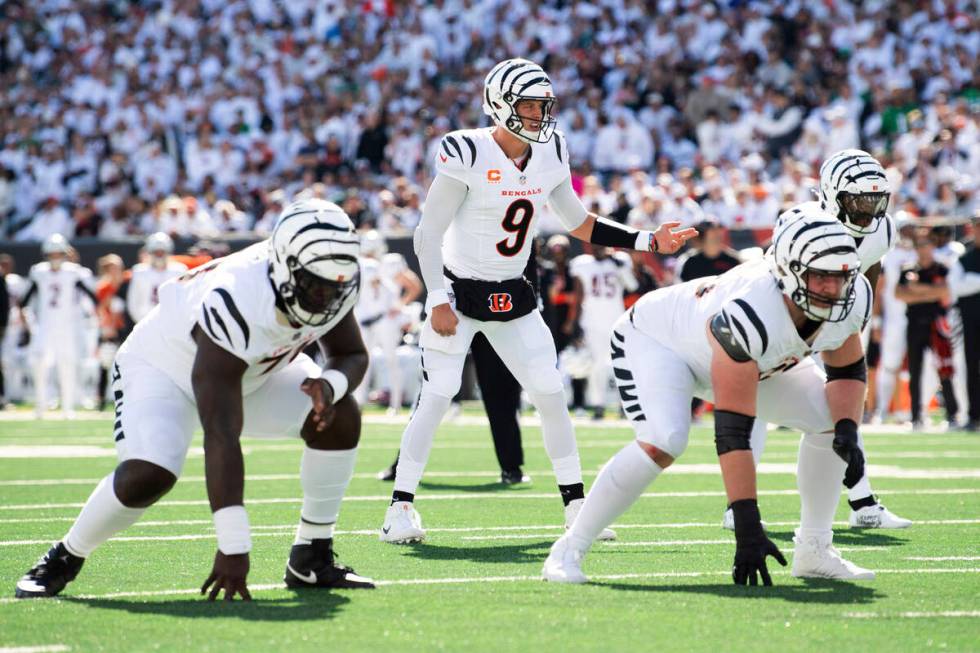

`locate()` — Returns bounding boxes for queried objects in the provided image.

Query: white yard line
[905,556,980,561]
[844,611,980,619]
[1,568,978,606]
[0,646,70,653]
[3,488,979,513]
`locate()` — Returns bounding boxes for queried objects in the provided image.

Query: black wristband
[590,217,639,249]
[730,498,764,539]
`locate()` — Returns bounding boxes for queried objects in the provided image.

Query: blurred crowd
[1,0,978,243]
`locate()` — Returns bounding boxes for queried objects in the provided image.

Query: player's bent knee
[636,440,675,468]
[302,394,362,450]
[422,375,461,400]
[113,459,178,508]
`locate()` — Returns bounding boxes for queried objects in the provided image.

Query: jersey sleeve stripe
[444,135,464,161]
[726,312,752,353]
[208,306,235,346]
[460,134,477,167]
[214,288,250,348]
[440,139,456,159]
[200,304,223,343]
[732,299,769,354]
[884,216,893,248]
[554,134,563,163]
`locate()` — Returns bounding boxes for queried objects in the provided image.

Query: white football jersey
[570,252,638,326]
[356,254,406,323]
[629,259,872,383]
[779,202,896,273]
[435,127,578,281]
[880,245,917,322]
[120,242,359,397]
[23,262,95,330]
[126,261,188,323]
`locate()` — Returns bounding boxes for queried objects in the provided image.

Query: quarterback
[380,58,695,543]
[15,199,374,599]
[544,208,875,585]
[126,232,188,324]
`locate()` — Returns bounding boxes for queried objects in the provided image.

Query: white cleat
[849,503,912,529]
[379,501,426,544]
[565,499,616,541]
[541,535,588,584]
[722,508,766,531]
[791,530,875,580]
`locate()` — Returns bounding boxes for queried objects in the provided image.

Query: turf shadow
[765,529,908,547]
[398,540,552,565]
[599,578,881,604]
[66,591,351,621]
[418,481,530,492]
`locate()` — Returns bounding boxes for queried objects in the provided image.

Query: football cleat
[500,468,531,485]
[791,529,875,580]
[722,508,767,531]
[284,538,374,589]
[541,535,588,583]
[376,461,397,482]
[565,499,616,541]
[379,501,425,543]
[849,503,912,529]
[15,542,85,598]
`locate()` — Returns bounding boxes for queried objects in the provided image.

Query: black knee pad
[303,394,362,450]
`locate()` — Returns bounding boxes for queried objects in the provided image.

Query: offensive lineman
[18,234,97,419]
[380,58,696,543]
[544,207,875,585]
[729,150,910,532]
[570,247,638,419]
[15,199,374,599]
[126,232,188,324]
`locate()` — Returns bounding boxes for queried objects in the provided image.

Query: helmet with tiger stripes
[818,149,890,237]
[483,58,557,144]
[769,204,861,323]
[268,198,360,327]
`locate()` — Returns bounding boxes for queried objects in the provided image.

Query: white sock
[567,441,662,552]
[529,389,583,486]
[876,370,898,417]
[846,431,874,502]
[393,391,452,495]
[294,447,358,544]
[64,473,145,558]
[797,432,846,537]
[749,419,768,466]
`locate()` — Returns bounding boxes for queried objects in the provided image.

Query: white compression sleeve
[547,177,589,231]
[414,173,468,310]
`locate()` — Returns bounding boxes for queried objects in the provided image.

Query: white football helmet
[145,232,174,268]
[269,198,360,327]
[483,58,557,144]
[41,234,70,270]
[769,205,861,322]
[818,149,890,237]
[360,229,387,259]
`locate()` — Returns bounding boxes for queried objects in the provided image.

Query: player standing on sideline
[126,232,188,324]
[15,199,375,599]
[570,246,637,419]
[380,58,695,544]
[545,207,875,584]
[355,230,421,414]
[18,234,96,419]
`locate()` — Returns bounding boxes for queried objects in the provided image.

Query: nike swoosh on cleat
[382,526,391,535]
[286,563,317,585]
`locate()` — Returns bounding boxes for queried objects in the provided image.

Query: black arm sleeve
[18,281,37,308]
[76,280,98,304]
[590,217,643,250]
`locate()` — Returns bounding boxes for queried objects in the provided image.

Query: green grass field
[0,410,978,652]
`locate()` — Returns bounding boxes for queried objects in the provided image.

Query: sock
[391,490,415,505]
[294,447,358,545]
[749,419,768,466]
[848,495,877,511]
[797,432,846,537]
[876,369,898,417]
[529,389,583,486]
[64,473,145,558]
[566,441,662,552]
[558,483,584,506]
[393,390,452,495]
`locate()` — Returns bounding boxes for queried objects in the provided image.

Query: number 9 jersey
[435,127,580,281]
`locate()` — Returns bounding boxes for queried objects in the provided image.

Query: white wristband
[635,231,656,252]
[425,288,451,312]
[320,369,349,403]
[213,505,251,555]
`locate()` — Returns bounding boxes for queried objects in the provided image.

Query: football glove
[833,419,865,489]
[731,499,786,586]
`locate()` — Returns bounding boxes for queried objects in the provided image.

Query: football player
[570,246,638,419]
[726,150,911,532]
[15,199,374,599]
[126,232,188,324]
[18,234,97,419]
[380,58,695,543]
[544,207,875,585]
[354,230,422,414]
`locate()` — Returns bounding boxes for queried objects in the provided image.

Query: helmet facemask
[783,256,859,323]
[501,95,557,144]
[278,256,359,327]
[836,191,888,236]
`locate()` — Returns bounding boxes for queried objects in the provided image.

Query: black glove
[833,419,865,489]
[731,499,787,586]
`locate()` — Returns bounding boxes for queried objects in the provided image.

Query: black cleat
[284,538,375,590]
[376,464,397,482]
[15,542,85,599]
[500,468,531,485]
